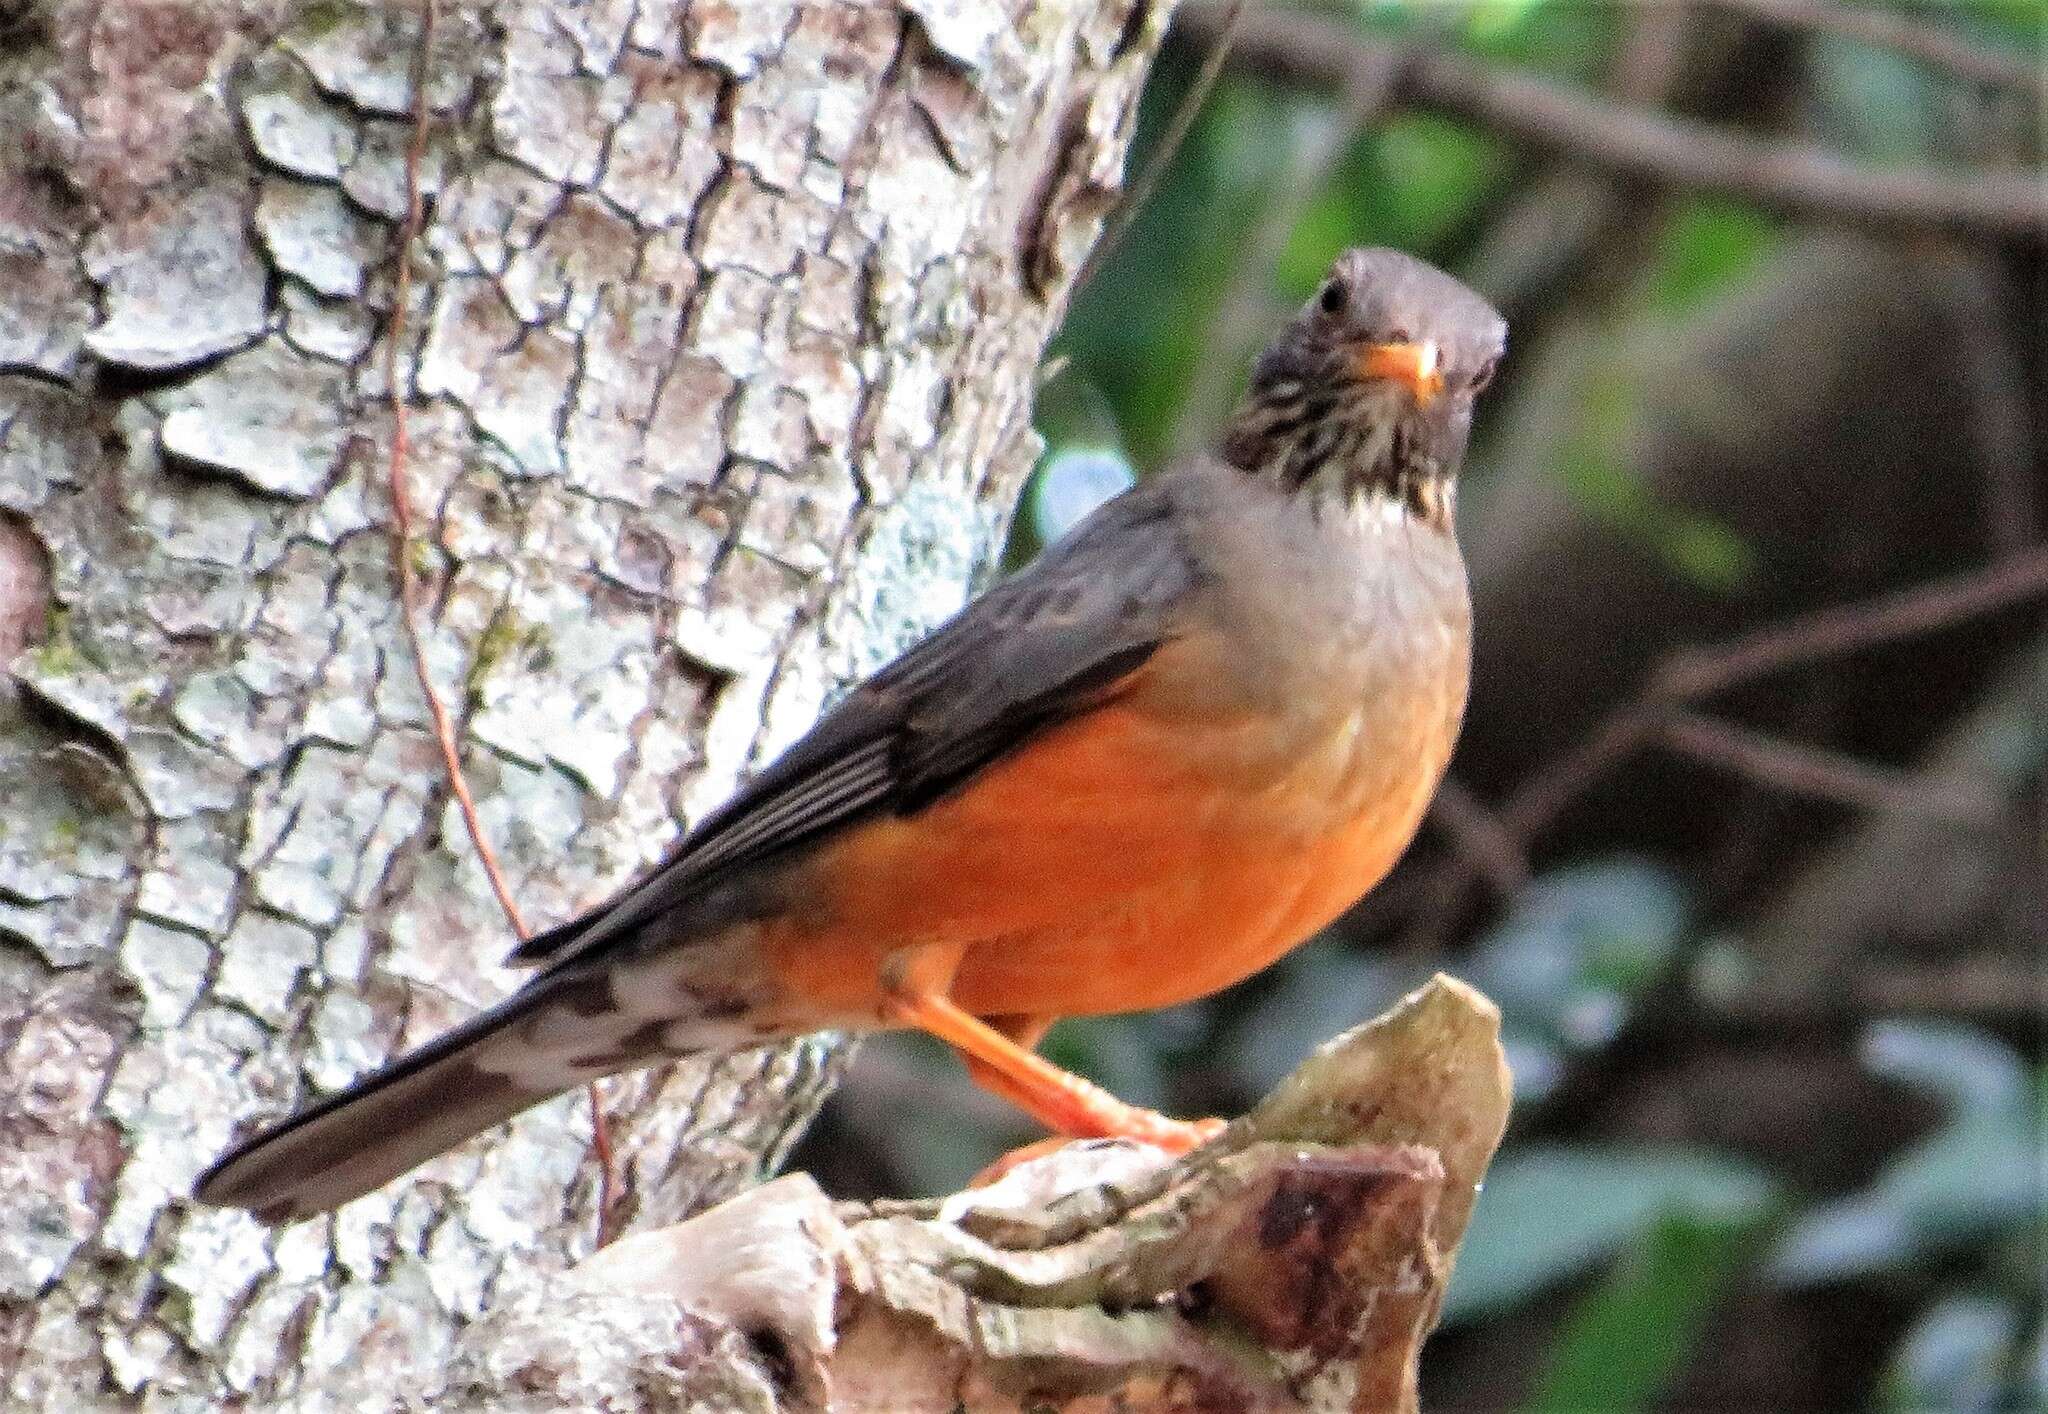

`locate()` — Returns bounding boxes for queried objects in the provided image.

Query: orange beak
[1356,340,1444,406]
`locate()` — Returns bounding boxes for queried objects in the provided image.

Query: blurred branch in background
[1929,247,2042,553]
[1430,775,1534,897]
[1711,0,2041,93]
[1745,629,2048,1019]
[1465,0,1695,303]
[1421,544,2048,930]
[1659,710,1999,824]
[1650,543,2048,702]
[1180,4,2048,238]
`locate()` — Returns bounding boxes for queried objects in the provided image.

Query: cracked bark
[0,1,1172,1405]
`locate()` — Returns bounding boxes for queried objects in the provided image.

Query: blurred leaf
[1472,859,1689,1005]
[1006,444,1136,568]
[1785,1107,2036,1285]
[1343,0,1628,73]
[1878,1293,2024,1414]
[1461,859,1689,1102]
[1376,115,1506,252]
[1686,934,1765,1008]
[1809,36,1946,163]
[1954,0,2048,46]
[1557,364,1640,517]
[1443,1145,1774,1324]
[1497,1023,1567,1106]
[1452,0,1621,76]
[1767,1192,1919,1283]
[1770,1026,2043,1284]
[1654,513,1760,593]
[1861,1019,2028,1116]
[1528,1210,1756,1414]
[1347,1,1428,37]
[1644,199,1783,319]
[1463,0,1551,44]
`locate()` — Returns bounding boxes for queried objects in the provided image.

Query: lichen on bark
[0,0,1169,1404]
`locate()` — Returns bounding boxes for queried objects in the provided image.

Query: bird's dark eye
[1318,279,1346,315]
[1470,354,1500,392]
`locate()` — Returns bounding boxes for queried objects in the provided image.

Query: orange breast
[761,669,1459,1023]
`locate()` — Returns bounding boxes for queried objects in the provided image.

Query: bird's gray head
[1221,247,1507,529]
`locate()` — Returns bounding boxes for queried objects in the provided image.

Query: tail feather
[194,970,626,1222]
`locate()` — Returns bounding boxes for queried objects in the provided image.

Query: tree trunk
[0,1,1168,1403]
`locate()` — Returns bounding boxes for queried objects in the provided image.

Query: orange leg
[879,943,1223,1153]
[959,1014,1055,1116]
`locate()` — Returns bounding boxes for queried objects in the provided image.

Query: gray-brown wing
[508,474,1205,972]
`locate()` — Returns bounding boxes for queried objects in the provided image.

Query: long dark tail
[194,969,632,1223]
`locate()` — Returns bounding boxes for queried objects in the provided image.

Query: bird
[196,247,1507,1222]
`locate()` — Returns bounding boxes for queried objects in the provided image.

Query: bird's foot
[1113,1110,1227,1153]
[969,1113,1225,1187]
